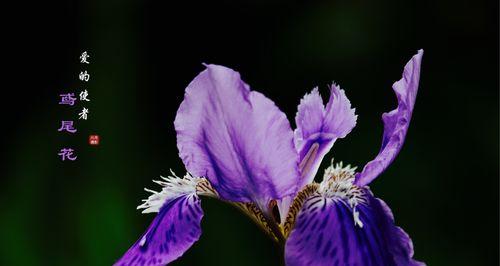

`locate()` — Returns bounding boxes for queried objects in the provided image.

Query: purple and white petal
[355,50,423,186]
[115,174,209,266]
[295,84,357,189]
[285,189,424,266]
[115,195,203,266]
[175,64,299,209]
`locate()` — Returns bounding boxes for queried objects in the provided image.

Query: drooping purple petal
[294,85,357,189]
[355,50,423,186]
[114,195,203,266]
[175,64,299,209]
[285,190,424,266]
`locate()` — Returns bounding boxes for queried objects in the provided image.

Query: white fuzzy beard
[137,171,203,214]
[318,161,366,227]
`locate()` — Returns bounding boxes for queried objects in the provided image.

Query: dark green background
[2,0,498,265]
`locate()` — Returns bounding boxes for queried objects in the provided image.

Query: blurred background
[2,0,498,265]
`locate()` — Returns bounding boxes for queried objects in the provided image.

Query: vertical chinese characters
[58,51,94,161]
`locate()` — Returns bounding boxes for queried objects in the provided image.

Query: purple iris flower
[115,50,424,266]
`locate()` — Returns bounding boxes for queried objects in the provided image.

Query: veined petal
[115,195,203,266]
[114,174,214,266]
[294,84,357,189]
[355,50,423,186]
[175,64,299,209]
[285,189,424,266]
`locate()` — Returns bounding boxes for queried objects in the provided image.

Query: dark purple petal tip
[114,195,203,266]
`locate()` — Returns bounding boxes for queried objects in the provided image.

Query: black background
[2,0,498,265]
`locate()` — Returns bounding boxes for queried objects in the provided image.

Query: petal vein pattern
[175,64,300,209]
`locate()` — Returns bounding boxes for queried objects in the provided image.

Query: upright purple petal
[114,195,203,266]
[294,85,357,188]
[355,50,423,186]
[175,64,299,209]
[285,190,424,266]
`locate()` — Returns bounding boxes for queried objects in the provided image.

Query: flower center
[283,161,367,236]
[319,162,364,206]
[318,161,366,227]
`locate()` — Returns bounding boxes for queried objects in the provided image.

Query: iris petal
[355,50,423,186]
[175,64,300,209]
[114,195,203,266]
[285,189,424,266]
[294,84,357,188]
